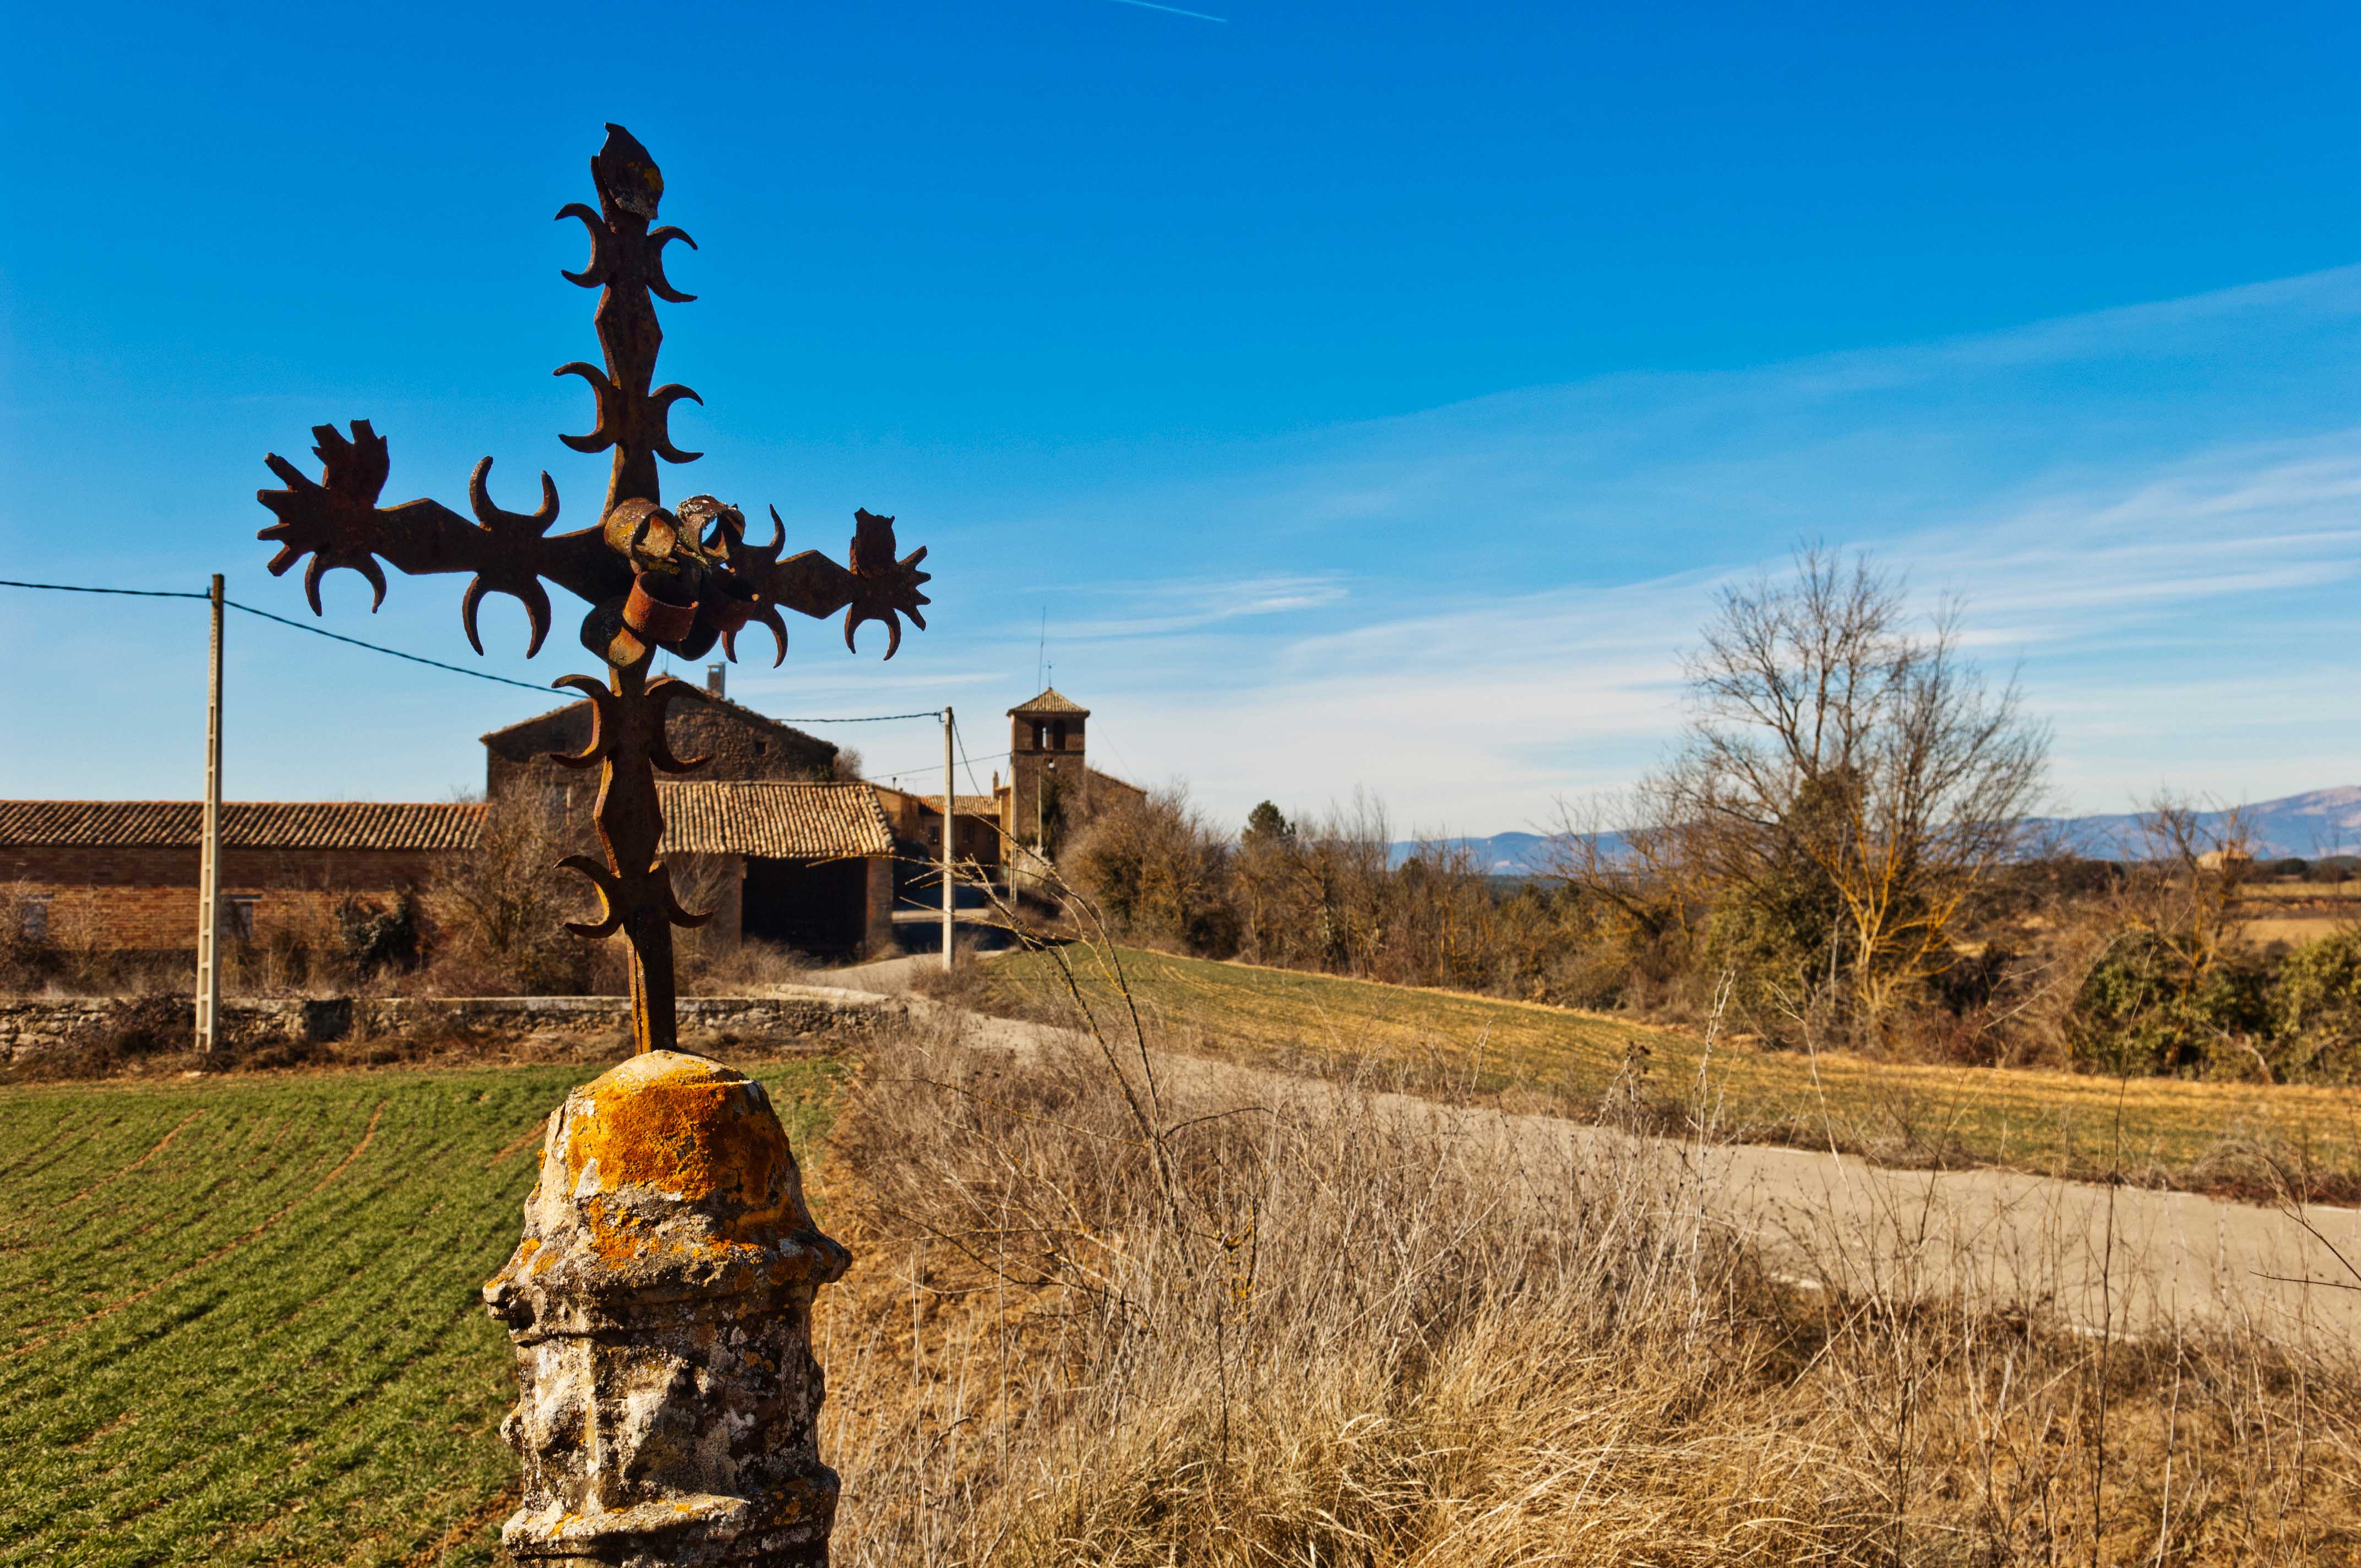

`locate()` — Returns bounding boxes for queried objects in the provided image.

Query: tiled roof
[912,794,1002,816]
[656,782,894,859]
[872,784,1001,815]
[0,801,485,851]
[1007,687,1088,716]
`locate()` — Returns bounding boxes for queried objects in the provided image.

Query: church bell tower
[1007,688,1089,851]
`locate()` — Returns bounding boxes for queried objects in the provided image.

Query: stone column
[484,1050,852,1566]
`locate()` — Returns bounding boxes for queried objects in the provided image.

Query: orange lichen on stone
[549,1051,813,1253]
[565,1052,787,1210]
[581,1195,655,1267]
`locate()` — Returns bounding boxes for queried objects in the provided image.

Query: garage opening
[739,856,868,954]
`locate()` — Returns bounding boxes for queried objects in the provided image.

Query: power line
[1,578,964,717]
[0,578,208,601]
[955,719,998,801]
[880,749,1009,785]
[2,576,553,692]
[774,711,943,723]
[221,599,552,692]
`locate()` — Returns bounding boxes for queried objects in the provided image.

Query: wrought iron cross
[254,124,932,1055]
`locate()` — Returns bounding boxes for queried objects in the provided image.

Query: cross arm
[722,506,932,662]
[257,420,630,657]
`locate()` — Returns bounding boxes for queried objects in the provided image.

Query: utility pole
[941,706,955,971]
[195,574,224,1056]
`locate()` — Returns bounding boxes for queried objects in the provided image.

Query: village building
[870,688,1146,880]
[0,681,1142,966]
[0,799,481,952]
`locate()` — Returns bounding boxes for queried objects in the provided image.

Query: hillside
[1394,785,2361,872]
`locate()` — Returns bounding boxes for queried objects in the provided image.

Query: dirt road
[803,971,2361,1341]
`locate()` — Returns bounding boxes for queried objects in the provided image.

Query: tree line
[1064,548,2361,1082]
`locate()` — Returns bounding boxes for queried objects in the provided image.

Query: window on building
[1032,722,1047,750]
[1051,719,1068,750]
[225,896,258,942]
[19,896,49,943]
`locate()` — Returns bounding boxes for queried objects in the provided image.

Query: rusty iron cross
[255,124,931,1055]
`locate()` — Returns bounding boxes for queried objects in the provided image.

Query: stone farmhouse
[0,682,1141,965]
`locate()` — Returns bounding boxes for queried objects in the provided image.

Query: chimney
[705,663,725,699]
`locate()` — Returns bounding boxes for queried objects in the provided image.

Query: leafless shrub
[422,791,615,995]
[1062,785,1238,955]
[681,937,810,995]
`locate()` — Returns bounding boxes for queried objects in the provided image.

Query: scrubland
[7,986,2361,1565]
[821,1009,2361,1565]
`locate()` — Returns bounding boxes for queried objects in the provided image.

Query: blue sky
[4,1,2358,834]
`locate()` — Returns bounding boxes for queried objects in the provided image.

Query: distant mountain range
[1391,787,2361,875]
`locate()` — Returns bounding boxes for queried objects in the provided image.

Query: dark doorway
[741,857,866,954]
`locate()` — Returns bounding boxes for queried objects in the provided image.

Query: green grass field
[0,1058,840,1567]
[988,945,2361,1191]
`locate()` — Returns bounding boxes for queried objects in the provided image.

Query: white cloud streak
[1025,271,2361,832]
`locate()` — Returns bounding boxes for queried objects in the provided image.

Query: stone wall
[487,698,838,816]
[0,988,901,1066]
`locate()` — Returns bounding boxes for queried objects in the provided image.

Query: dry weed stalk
[810,925,2361,1566]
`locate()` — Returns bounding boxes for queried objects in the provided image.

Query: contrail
[1098,0,1230,20]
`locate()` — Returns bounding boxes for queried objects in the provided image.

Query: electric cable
[1,578,964,718]
[221,599,552,691]
[3,575,554,692]
[771,711,943,723]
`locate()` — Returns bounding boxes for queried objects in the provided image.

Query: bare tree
[2103,798,2254,1003]
[428,791,603,994]
[1657,547,2049,1020]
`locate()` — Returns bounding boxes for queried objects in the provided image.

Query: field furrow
[0,1059,840,1567]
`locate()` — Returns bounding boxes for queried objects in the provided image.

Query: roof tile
[1007,687,1088,716]
[655,782,894,859]
[0,801,484,851]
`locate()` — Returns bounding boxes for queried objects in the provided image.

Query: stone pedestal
[484,1050,852,1566]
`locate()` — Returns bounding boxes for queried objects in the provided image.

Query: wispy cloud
[1049,574,1348,639]
[1019,270,2361,831]
[1094,0,1228,21]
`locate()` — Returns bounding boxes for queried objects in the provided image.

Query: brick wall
[0,843,455,951]
[488,701,835,797]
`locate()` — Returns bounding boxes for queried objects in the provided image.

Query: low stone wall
[0,988,904,1066]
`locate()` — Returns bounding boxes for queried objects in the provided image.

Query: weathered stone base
[486,1051,851,1566]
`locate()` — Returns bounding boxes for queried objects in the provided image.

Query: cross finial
[254,127,937,1053]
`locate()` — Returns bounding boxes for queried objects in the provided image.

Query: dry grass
[976,944,2361,1198]
[811,987,2361,1566]
[2243,916,2352,948]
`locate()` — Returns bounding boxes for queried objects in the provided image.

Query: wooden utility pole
[195,573,224,1055]
[942,706,955,971]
